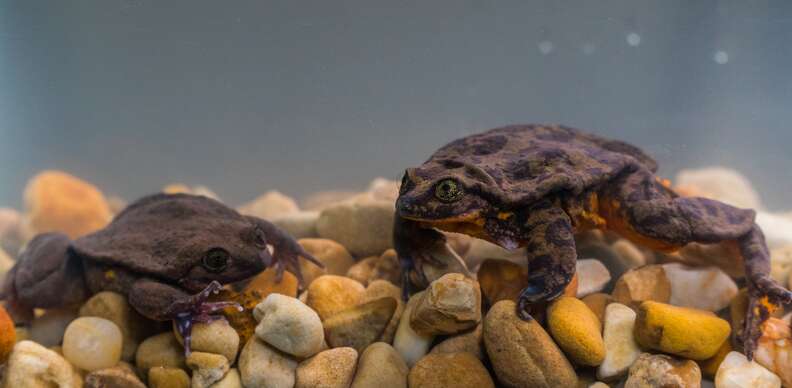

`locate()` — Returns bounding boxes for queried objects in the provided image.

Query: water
[2,0,791,209]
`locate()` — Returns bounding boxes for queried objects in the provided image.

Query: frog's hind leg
[601,169,792,359]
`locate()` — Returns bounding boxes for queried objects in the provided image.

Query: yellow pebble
[546,296,605,366]
[634,301,731,360]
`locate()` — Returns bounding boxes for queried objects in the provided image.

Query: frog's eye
[434,179,463,202]
[202,248,229,273]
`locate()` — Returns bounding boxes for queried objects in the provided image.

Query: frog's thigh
[128,278,189,321]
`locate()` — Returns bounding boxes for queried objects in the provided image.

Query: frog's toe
[741,277,792,360]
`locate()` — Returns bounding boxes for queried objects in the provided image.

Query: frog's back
[425,124,658,205]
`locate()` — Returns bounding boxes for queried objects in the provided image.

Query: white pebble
[62,317,123,371]
[576,259,611,298]
[393,291,434,367]
[715,351,781,388]
[597,303,641,380]
[254,293,325,358]
[663,263,737,312]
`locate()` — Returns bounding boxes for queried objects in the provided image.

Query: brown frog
[0,193,320,353]
[394,124,791,359]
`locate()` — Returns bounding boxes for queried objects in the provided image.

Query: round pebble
[4,340,83,387]
[174,319,240,363]
[306,275,366,320]
[546,296,605,366]
[253,293,324,358]
[351,342,408,388]
[295,347,358,388]
[298,238,356,286]
[409,273,482,335]
[408,352,495,388]
[239,336,298,388]
[136,332,186,371]
[148,366,191,388]
[62,316,123,371]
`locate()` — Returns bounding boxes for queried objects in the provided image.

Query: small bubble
[626,32,641,47]
[714,51,729,64]
[538,40,554,55]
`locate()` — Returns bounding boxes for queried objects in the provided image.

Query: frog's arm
[245,216,323,286]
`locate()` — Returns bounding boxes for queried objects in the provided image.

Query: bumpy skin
[394,124,792,359]
[0,193,320,354]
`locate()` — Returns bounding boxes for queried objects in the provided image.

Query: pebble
[754,317,792,387]
[611,239,648,270]
[756,211,792,249]
[418,242,474,286]
[238,337,298,388]
[295,347,358,388]
[582,293,612,326]
[0,247,13,278]
[84,363,146,388]
[675,166,762,210]
[611,265,671,308]
[30,307,78,347]
[351,342,408,388]
[483,300,578,388]
[715,351,781,388]
[186,351,230,388]
[463,239,525,270]
[393,291,434,367]
[430,324,484,360]
[62,316,123,371]
[306,275,366,320]
[23,170,113,238]
[302,190,360,211]
[409,273,482,335]
[367,177,400,202]
[136,332,186,371]
[174,319,240,364]
[362,280,404,343]
[211,368,242,388]
[546,296,605,366]
[237,190,300,219]
[148,366,191,388]
[770,245,792,287]
[271,211,320,239]
[298,238,356,286]
[662,263,737,312]
[477,259,528,305]
[625,353,702,388]
[253,293,324,358]
[0,305,15,363]
[0,207,23,254]
[578,241,636,287]
[2,340,82,387]
[597,303,641,381]
[408,352,495,388]
[699,341,733,378]
[576,259,611,298]
[79,291,154,361]
[323,297,397,352]
[346,249,402,286]
[634,301,731,360]
[316,199,394,257]
[243,267,299,298]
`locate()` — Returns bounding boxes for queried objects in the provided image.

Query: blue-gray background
[2,1,791,209]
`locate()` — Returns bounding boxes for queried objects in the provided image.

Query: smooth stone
[463,238,525,270]
[30,307,78,347]
[237,190,300,219]
[770,245,792,287]
[351,342,408,388]
[79,291,154,361]
[238,337,298,388]
[23,170,113,238]
[62,317,122,371]
[136,332,186,371]
[409,273,482,335]
[576,259,612,298]
[662,263,738,312]
[699,341,733,378]
[578,240,636,289]
[243,267,299,298]
[754,317,792,387]
[0,208,23,255]
[611,265,671,308]
[756,211,792,249]
[295,347,358,388]
[298,238,356,286]
[483,300,578,388]
[582,293,613,326]
[316,199,394,257]
[634,301,731,360]
[547,296,605,366]
[2,340,82,387]
[393,291,434,367]
[477,259,528,305]
[589,383,609,388]
[84,363,146,388]
[367,177,400,202]
[253,293,324,358]
[430,324,484,360]
[0,247,13,279]
[611,239,648,269]
[346,249,401,287]
[306,275,366,320]
[302,191,360,212]
[148,367,191,388]
[715,351,781,388]
[418,243,474,287]
[212,368,242,388]
[323,297,397,352]
[408,352,495,388]
[186,351,230,388]
[271,211,320,239]
[597,303,641,381]
[0,305,15,363]
[625,353,702,388]
[362,280,404,343]
[675,167,762,210]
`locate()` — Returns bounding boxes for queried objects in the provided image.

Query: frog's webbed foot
[393,214,448,300]
[168,281,243,356]
[741,275,792,360]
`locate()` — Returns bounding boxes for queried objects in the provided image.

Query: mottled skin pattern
[394,124,791,359]
[0,193,321,354]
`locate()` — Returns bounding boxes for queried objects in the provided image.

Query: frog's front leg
[245,216,323,286]
[128,279,241,355]
[393,213,448,300]
[515,201,577,319]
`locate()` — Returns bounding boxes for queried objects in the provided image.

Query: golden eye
[202,248,229,273]
[434,179,463,202]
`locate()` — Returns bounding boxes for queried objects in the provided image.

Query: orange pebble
[0,305,16,363]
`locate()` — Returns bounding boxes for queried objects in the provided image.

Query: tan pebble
[430,324,484,360]
[186,351,230,388]
[211,368,242,388]
[363,279,404,343]
[148,367,191,388]
[136,332,186,371]
[316,200,394,257]
[409,273,482,335]
[323,297,397,352]
[243,267,299,298]
[237,190,299,219]
[306,275,366,320]
[625,353,702,388]
[2,340,82,387]
[173,319,240,363]
[253,293,324,358]
[582,293,613,326]
[351,342,408,388]
[79,291,155,362]
[271,211,320,239]
[84,362,146,388]
[611,264,671,308]
[298,238,356,286]
[477,259,528,305]
[62,316,123,371]
[547,296,605,366]
[347,249,402,286]
[238,337,297,388]
[295,347,358,388]
[408,352,495,388]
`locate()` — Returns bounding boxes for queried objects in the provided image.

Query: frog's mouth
[403,211,490,241]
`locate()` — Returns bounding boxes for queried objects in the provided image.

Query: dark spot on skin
[471,135,508,155]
